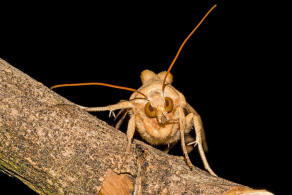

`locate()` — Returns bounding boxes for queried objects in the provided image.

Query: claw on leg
[109,110,116,118]
[187,140,198,147]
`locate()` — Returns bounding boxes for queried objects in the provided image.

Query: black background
[0,1,287,194]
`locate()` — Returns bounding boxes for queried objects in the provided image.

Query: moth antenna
[162,4,217,92]
[51,82,148,99]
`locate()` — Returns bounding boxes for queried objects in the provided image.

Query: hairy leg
[188,112,216,176]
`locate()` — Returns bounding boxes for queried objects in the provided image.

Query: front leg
[78,101,133,117]
[126,115,136,154]
[120,114,136,168]
[177,107,194,169]
[185,103,208,151]
[187,111,217,176]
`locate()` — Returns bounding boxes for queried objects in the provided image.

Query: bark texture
[0,58,272,194]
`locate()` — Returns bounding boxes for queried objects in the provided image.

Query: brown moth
[51,5,217,176]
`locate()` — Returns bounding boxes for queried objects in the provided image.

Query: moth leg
[184,114,196,153]
[115,109,129,129]
[185,103,208,151]
[77,101,133,117]
[126,115,136,154]
[188,112,217,176]
[120,115,136,168]
[184,134,196,153]
[177,107,194,169]
[115,108,125,119]
[163,142,177,153]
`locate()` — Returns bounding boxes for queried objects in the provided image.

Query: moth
[51,4,217,176]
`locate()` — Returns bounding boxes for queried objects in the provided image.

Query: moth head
[139,70,175,125]
[144,94,174,125]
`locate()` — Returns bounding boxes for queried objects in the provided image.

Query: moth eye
[144,102,156,118]
[165,97,174,113]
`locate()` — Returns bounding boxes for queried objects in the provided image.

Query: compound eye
[144,102,156,118]
[165,97,174,113]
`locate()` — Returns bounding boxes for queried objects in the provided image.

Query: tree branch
[0,58,273,194]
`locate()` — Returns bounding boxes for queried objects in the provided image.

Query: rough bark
[0,58,272,194]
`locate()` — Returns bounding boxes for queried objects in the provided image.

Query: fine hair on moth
[51,4,217,176]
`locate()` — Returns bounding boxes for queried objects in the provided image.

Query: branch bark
[0,58,273,195]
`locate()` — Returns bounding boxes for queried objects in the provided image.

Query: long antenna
[51,82,148,99]
[162,4,217,92]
